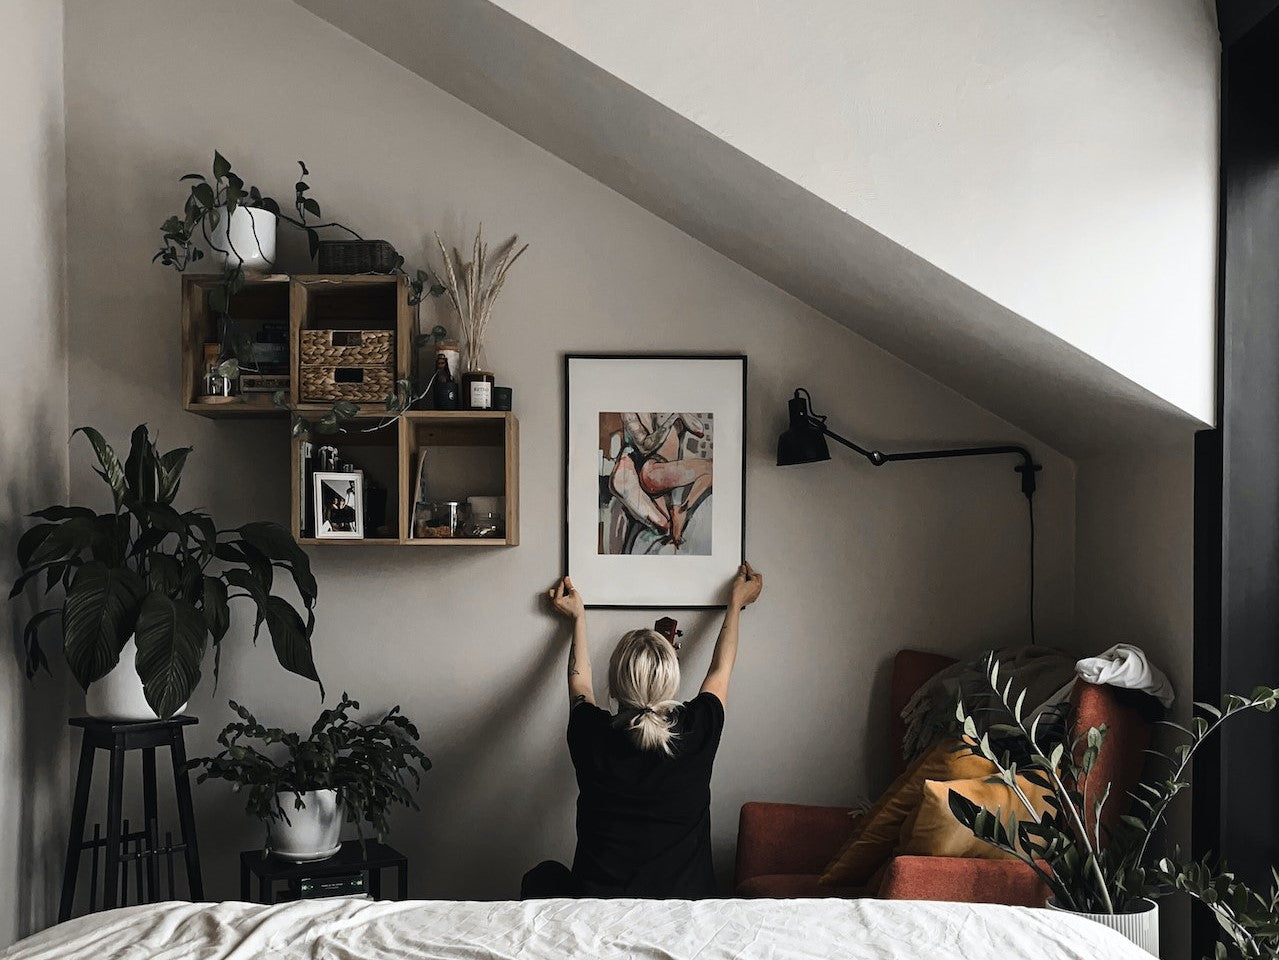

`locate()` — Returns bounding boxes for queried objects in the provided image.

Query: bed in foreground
[4,897,1152,959]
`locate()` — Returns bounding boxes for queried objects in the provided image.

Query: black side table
[60,715,203,921]
[240,840,408,904]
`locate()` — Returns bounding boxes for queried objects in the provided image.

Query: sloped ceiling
[295,0,1212,456]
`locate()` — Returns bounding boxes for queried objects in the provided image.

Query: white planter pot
[207,206,276,271]
[85,637,188,721]
[269,789,342,861]
[1048,898,1159,956]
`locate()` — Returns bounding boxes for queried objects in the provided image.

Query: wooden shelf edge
[184,401,288,419]
[400,410,516,421]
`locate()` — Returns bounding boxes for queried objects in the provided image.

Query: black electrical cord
[1027,492,1036,646]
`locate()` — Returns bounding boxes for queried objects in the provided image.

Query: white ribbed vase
[1048,898,1159,956]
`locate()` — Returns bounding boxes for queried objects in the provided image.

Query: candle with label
[463,368,495,410]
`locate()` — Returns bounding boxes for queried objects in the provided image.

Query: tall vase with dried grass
[434,227,528,410]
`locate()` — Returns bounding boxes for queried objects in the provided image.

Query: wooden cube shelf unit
[291,411,518,547]
[179,273,411,417]
[181,273,519,548]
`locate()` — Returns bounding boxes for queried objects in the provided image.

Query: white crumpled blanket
[4,896,1154,960]
[1076,643,1175,708]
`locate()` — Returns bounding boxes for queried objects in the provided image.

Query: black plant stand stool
[59,715,204,921]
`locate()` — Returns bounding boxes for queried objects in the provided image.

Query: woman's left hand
[548,576,586,621]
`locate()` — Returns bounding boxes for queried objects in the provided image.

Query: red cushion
[735,802,860,883]
[735,874,866,899]
[879,855,1048,907]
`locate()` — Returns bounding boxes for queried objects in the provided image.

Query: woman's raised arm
[699,563,763,708]
[549,576,594,707]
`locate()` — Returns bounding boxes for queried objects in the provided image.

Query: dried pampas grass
[435,226,528,369]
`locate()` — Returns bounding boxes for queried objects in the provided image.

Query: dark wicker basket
[317,239,399,274]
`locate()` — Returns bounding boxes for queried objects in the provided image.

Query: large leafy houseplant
[11,424,322,717]
[189,695,431,847]
[950,655,1279,958]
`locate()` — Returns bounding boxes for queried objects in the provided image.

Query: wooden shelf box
[399,412,520,547]
[181,274,519,549]
[180,274,291,416]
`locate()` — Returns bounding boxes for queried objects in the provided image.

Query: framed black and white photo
[564,354,746,608]
[313,471,365,539]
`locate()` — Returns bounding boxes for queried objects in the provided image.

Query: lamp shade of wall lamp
[776,392,831,465]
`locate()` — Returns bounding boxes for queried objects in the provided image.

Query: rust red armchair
[734,649,1154,904]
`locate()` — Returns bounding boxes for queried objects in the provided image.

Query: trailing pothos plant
[155,151,444,314]
[277,325,451,438]
[949,654,1279,958]
[189,695,431,848]
[10,424,322,718]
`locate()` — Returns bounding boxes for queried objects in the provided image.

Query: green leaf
[27,515,97,567]
[30,506,96,523]
[16,523,57,571]
[22,609,57,678]
[192,181,216,210]
[134,591,208,718]
[212,151,230,180]
[147,553,183,594]
[73,427,127,509]
[123,424,158,506]
[236,521,317,604]
[306,228,320,261]
[158,447,192,504]
[61,562,145,689]
[261,596,323,695]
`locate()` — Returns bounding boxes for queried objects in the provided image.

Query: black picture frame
[562,352,748,610]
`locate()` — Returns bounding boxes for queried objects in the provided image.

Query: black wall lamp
[776,388,1041,500]
[777,387,1044,640]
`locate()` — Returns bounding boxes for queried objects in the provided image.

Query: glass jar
[418,500,468,538]
[461,349,494,410]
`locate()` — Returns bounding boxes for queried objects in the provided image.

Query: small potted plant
[949,655,1279,957]
[10,424,321,720]
[189,695,431,860]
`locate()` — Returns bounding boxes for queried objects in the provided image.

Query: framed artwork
[313,471,365,539]
[564,354,746,608]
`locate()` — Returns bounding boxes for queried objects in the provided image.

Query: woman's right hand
[729,562,763,610]
[548,576,586,621]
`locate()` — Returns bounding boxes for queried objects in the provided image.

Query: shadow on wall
[3,404,76,941]
[422,623,575,898]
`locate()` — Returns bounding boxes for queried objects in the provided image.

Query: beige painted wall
[62,0,1075,901]
[0,0,73,948]
[1075,443,1196,954]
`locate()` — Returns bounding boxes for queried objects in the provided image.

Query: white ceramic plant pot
[1048,898,1159,956]
[269,789,342,862]
[85,637,188,721]
[207,206,276,271]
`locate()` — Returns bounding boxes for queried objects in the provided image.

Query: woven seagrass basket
[299,364,394,403]
[317,240,399,274]
[299,329,394,366]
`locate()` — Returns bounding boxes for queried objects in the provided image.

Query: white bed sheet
[3,897,1152,960]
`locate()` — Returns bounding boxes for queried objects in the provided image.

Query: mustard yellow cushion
[820,741,995,886]
[897,775,1053,859]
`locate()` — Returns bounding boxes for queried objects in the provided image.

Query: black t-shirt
[567,692,725,898]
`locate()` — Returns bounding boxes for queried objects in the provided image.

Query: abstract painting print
[598,412,714,555]
[565,355,745,608]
